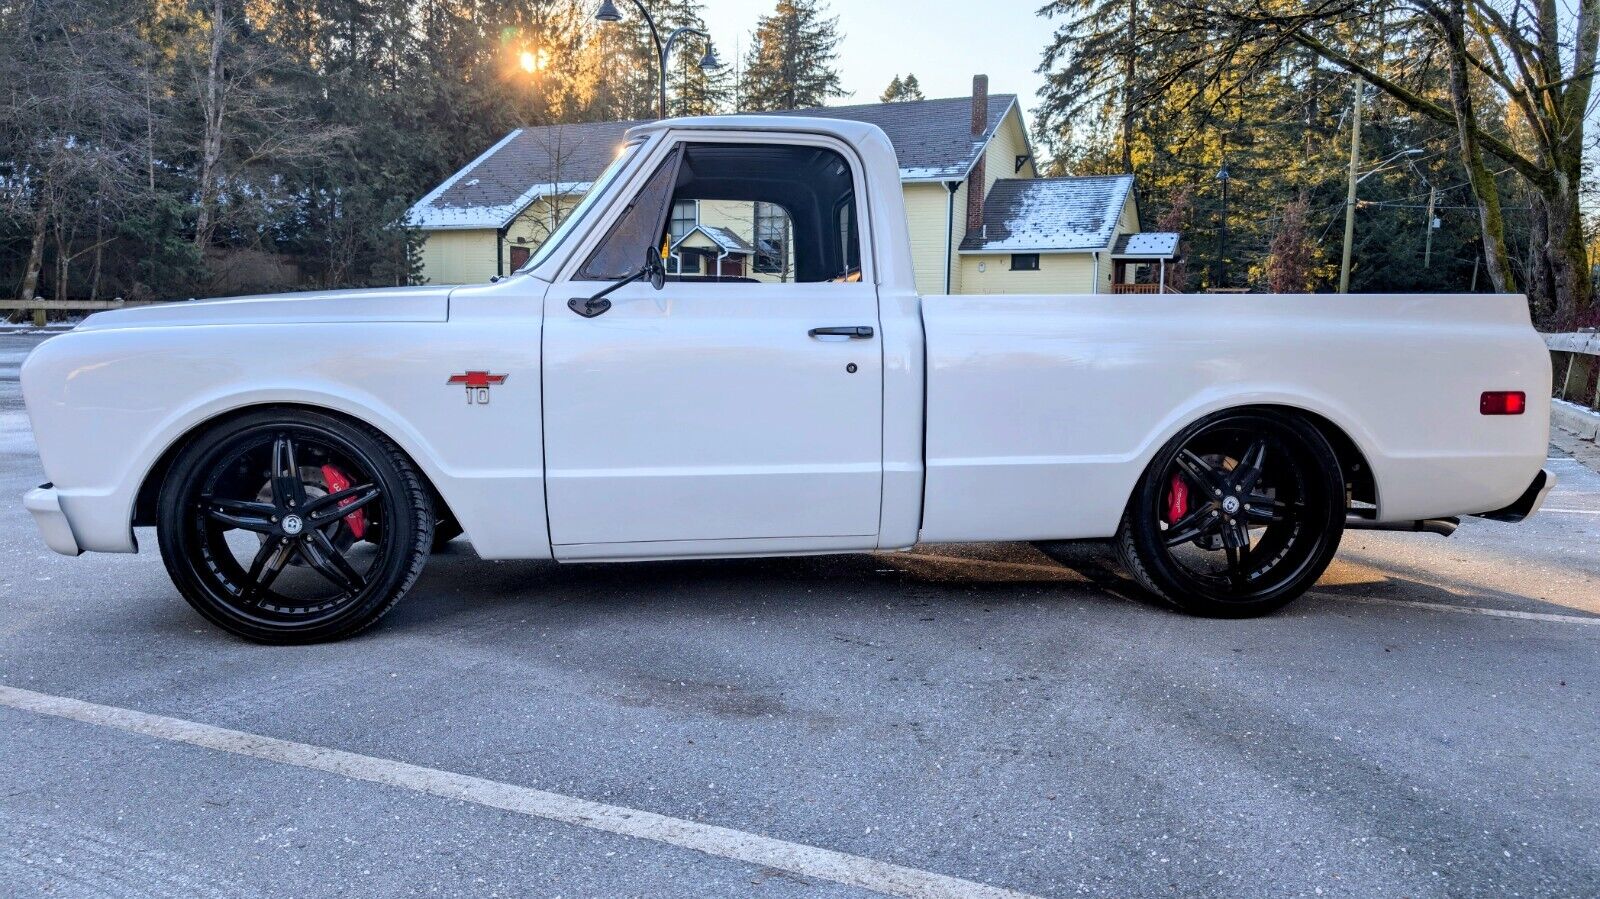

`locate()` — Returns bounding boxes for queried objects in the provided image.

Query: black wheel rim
[181,425,392,627]
[1154,420,1328,601]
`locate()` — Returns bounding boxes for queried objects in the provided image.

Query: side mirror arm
[569,248,667,319]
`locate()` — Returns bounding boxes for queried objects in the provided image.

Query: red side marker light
[1480,391,1526,415]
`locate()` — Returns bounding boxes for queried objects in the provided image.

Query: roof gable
[673,224,753,255]
[959,175,1136,253]
[408,94,1019,230]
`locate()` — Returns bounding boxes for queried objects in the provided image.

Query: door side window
[661,143,863,284]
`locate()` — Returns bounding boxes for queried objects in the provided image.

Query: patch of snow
[407,180,593,231]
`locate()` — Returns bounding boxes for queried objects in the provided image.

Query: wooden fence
[1548,330,1600,413]
[1,298,162,327]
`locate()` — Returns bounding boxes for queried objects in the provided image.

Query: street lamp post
[596,0,721,119]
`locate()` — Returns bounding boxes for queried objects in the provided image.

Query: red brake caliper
[1165,472,1189,524]
[319,464,367,540]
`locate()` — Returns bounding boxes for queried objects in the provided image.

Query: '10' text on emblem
[447,371,508,405]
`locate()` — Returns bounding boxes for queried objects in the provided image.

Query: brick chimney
[970,74,989,137]
[966,75,990,236]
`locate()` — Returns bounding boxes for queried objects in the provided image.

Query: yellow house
[408,77,1176,294]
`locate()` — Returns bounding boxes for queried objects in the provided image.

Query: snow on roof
[673,224,754,255]
[959,175,1136,253]
[407,95,1025,231]
[1112,232,1180,258]
[405,121,638,230]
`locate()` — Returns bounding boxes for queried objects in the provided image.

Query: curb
[1553,399,1600,441]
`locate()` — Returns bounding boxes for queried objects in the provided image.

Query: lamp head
[595,0,622,22]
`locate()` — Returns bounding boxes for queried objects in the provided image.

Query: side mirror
[646,246,666,291]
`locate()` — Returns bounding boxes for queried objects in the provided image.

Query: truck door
[541,137,882,556]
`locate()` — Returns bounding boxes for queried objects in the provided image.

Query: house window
[754,201,790,276]
[670,199,698,241]
[1010,253,1040,271]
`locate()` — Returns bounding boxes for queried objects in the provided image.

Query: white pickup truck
[22,116,1554,643]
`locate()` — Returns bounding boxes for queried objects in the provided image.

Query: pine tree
[880,74,904,103]
[740,0,846,111]
[669,32,733,117]
[881,73,924,103]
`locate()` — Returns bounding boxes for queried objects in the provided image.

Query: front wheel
[1115,410,1346,617]
[157,410,434,643]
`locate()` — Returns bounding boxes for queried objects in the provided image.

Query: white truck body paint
[21,115,1551,562]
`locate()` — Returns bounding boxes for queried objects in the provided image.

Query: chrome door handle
[808,326,874,339]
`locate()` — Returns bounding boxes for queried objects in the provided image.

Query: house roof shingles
[752,94,1016,182]
[959,175,1135,253]
[410,119,642,230]
[408,95,1019,230]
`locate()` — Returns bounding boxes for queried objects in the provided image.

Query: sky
[695,0,1050,113]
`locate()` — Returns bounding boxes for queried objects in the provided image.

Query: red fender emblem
[448,371,507,405]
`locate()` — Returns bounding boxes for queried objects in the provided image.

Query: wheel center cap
[282,514,304,537]
[1221,496,1241,515]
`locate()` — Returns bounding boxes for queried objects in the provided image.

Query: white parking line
[1320,595,1600,625]
[0,685,1038,899]
[1541,507,1600,515]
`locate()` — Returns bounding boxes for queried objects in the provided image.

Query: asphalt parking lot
[3,330,1598,898]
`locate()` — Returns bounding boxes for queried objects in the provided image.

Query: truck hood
[74,286,452,331]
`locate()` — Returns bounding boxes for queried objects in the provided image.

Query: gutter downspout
[496,225,508,279]
[1090,250,1100,294]
[944,181,959,295]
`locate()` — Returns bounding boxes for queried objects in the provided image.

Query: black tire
[157,409,433,643]
[1115,409,1345,617]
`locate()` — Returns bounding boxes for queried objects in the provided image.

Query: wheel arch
[1140,402,1379,514]
[133,401,458,530]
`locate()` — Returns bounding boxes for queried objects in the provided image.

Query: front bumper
[1473,469,1557,523]
[24,484,81,556]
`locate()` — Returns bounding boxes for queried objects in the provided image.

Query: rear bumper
[24,484,81,556]
[1473,469,1556,523]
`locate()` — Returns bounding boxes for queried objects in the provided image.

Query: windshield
[517,140,643,274]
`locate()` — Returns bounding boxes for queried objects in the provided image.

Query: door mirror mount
[571,246,668,318]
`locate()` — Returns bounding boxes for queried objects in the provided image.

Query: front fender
[22,320,549,559]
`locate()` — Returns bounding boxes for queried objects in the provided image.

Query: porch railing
[1111,283,1181,294]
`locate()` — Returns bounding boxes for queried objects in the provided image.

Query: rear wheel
[1115,410,1345,617]
[157,410,433,643]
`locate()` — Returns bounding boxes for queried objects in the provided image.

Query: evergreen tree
[670,35,733,117]
[880,73,924,102]
[740,0,846,111]
[880,74,904,103]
